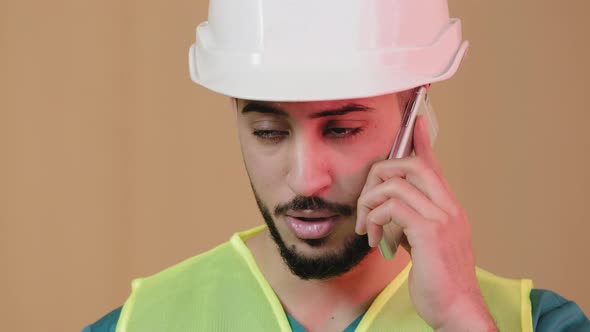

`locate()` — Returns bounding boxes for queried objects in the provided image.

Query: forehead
[238,93,396,115]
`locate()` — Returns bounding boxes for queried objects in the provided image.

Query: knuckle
[388,176,405,186]
[384,177,403,194]
[356,194,365,205]
[372,158,398,176]
[359,193,378,209]
[357,196,370,210]
[366,212,380,226]
[448,205,465,221]
[439,213,453,225]
[386,198,400,215]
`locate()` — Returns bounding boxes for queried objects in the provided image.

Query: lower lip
[285,216,338,240]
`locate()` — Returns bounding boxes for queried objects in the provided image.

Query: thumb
[413,115,453,194]
[413,115,441,175]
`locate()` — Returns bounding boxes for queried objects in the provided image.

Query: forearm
[435,297,498,332]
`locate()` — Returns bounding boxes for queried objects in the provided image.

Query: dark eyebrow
[242,102,289,117]
[241,102,374,119]
[308,103,374,119]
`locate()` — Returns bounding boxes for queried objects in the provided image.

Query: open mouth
[294,216,336,222]
[284,215,339,239]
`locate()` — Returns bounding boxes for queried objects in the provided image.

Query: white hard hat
[188,0,469,101]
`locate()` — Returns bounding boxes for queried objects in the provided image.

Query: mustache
[274,196,354,217]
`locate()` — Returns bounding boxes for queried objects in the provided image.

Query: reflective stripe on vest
[116,225,534,332]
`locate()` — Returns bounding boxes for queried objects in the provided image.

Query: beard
[251,187,372,280]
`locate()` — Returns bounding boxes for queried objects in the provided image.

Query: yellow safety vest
[116,225,534,332]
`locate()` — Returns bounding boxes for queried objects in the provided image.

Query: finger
[414,115,458,193]
[399,234,411,256]
[360,159,406,198]
[356,176,446,235]
[367,223,383,248]
[357,161,406,236]
[360,156,456,221]
[413,115,443,177]
[412,115,453,194]
[365,198,427,247]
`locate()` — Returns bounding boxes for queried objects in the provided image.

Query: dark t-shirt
[83,289,590,332]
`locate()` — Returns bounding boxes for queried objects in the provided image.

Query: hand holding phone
[356,88,493,328]
[377,86,438,260]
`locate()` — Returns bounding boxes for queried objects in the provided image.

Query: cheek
[343,126,395,171]
[335,126,397,196]
[366,120,401,163]
[240,142,285,193]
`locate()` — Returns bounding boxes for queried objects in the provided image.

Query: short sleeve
[530,289,590,331]
[82,307,122,332]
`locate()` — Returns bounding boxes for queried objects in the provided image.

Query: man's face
[235,93,403,280]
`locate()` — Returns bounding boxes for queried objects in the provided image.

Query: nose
[286,135,333,197]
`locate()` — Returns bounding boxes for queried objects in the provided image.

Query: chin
[287,238,341,257]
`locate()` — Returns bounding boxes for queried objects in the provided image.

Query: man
[84,1,589,331]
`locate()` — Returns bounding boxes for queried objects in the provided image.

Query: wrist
[435,296,497,332]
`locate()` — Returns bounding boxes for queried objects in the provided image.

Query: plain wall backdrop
[1,1,589,331]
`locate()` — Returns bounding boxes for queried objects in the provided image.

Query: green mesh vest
[116,225,534,332]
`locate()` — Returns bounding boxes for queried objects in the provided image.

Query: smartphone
[377,86,438,260]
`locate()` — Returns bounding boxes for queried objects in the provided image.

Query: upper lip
[286,209,337,218]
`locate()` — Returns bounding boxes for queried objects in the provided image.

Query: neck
[245,227,411,331]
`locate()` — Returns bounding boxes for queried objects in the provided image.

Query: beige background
[1,1,589,331]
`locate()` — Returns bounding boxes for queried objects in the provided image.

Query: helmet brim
[189,18,469,101]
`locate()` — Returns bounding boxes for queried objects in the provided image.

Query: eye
[252,129,289,142]
[324,127,364,139]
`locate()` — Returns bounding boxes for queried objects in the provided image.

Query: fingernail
[357,220,367,235]
[368,233,376,247]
